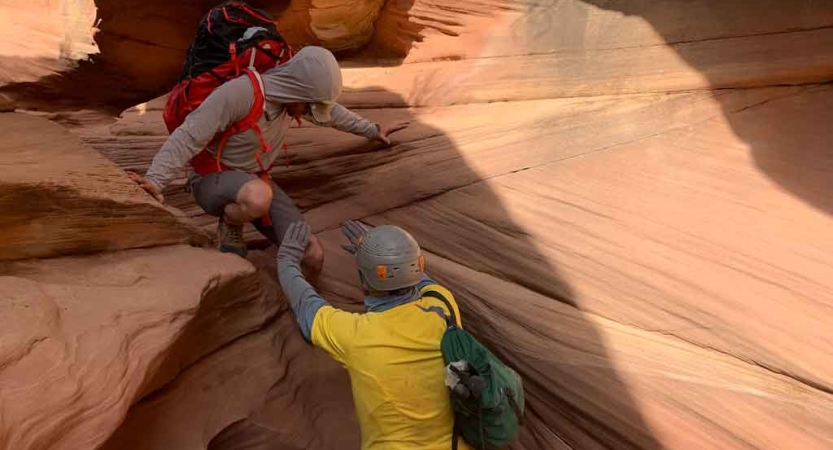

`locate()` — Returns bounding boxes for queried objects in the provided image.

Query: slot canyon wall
[1,0,833,449]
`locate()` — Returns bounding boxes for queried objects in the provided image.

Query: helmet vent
[361,240,410,257]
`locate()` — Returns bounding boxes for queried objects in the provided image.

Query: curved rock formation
[1,0,833,450]
[0,0,98,84]
[0,245,264,450]
[0,113,207,261]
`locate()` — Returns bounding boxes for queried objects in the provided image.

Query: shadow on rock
[572,0,833,215]
[223,87,665,449]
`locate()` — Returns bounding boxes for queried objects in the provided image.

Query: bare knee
[236,179,273,219]
[302,235,324,281]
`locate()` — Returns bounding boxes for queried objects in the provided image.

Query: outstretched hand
[278,221,312,265]
[126,171,164,203]
[340,220,372,255]
[374,120,410,146]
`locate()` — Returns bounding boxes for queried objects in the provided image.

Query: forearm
[144,127,203,191]
[310,103,378,139]
[277,258,328,341]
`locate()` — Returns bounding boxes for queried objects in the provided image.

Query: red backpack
[163,1,293,181]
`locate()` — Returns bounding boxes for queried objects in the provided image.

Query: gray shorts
[190,171,304,245]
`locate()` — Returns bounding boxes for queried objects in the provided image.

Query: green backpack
[422,291,525,450]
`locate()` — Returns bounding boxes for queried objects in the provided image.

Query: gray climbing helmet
[356,225,425,292]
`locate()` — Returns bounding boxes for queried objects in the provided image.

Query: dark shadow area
[571,0,833,214]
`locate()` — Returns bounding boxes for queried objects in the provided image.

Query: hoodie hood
[261,46,342,106]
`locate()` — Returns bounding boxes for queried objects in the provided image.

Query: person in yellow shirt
[276,220,469,450]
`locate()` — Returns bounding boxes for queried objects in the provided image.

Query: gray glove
[278,221,311,265]
[340,220,372,255]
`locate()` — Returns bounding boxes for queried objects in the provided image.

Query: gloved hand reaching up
[276,221,327,342]
[278,221,311,265]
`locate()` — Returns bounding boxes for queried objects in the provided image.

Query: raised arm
[276,222,328,341]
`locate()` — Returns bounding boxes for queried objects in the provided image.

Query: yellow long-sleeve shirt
[310,283,470,450]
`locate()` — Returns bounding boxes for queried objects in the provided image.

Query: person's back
[313,283,464,449]
[277,221,470,450]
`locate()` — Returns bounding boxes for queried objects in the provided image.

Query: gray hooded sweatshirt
[144,46,379,192]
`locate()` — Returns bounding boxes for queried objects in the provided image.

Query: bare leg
[223,178,273,225]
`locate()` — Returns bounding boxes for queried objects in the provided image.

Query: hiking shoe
[217,218,247,257]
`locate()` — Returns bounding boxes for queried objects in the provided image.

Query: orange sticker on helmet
[418,256,425,272]
[376,265,388,281]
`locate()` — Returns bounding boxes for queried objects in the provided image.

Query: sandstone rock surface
[0,113,207,261]
[0,246,265,450]
[1,0,833,450]
[0,0,98,85]
[97,250,360,450]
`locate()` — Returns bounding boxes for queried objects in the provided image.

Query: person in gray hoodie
[129,46,407,278]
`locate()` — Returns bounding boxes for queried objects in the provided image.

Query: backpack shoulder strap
[233,68,266,131]
[422,289,461,450]
[422,290,461,328]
